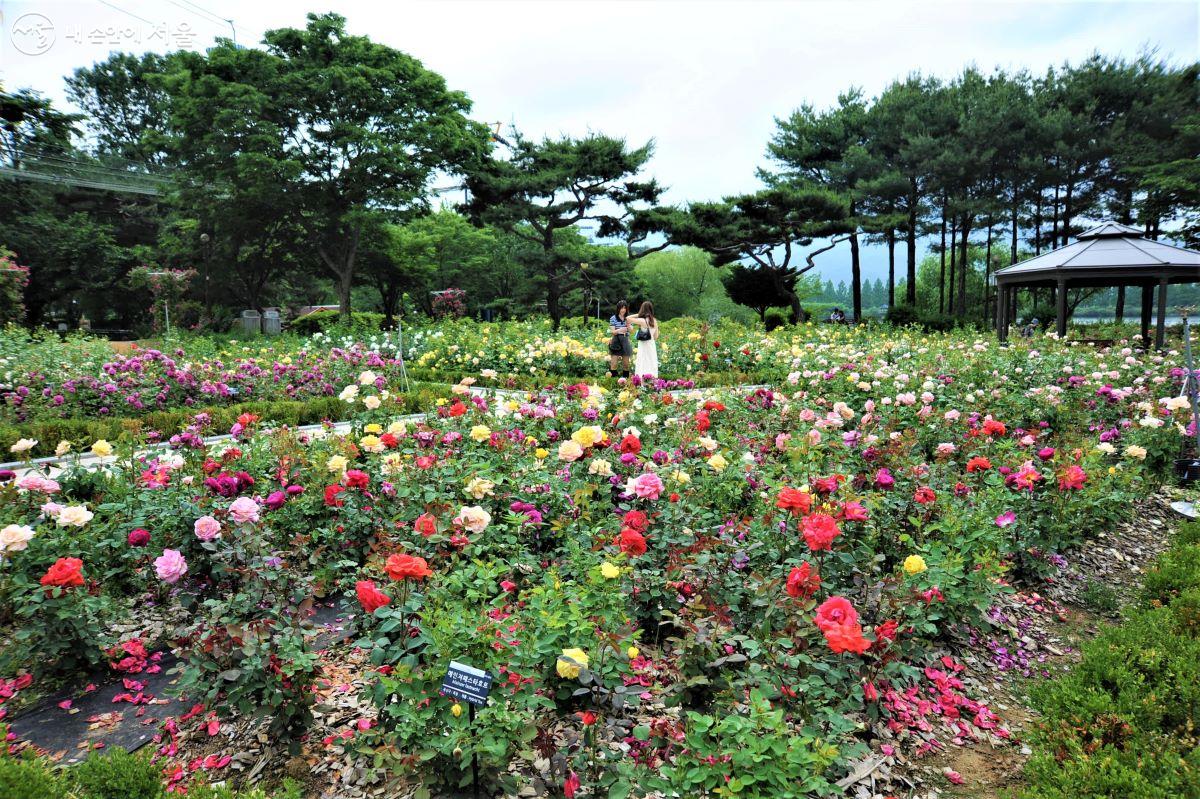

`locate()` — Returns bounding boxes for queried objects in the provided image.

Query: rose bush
[0,323,1193,795]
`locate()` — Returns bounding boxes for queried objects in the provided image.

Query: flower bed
[0,328,1194,796]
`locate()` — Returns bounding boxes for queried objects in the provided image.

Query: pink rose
[154,549,188,584]
[628,472,664,500]
[228,497,260,525]
[194,515,222,541]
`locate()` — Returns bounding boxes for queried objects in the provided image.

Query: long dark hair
[614,301,628,319]
[638,301,656,326]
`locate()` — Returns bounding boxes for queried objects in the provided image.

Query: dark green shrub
[0,752,70,799]
[1140,543,1200,606]
[763,308,789,332]
[1021,605,1200,799]
[288,310,384,335]
[885,303,919,327]
[72,748,162,799]
[1170,589,1200,637]
[1175,520,1200,547]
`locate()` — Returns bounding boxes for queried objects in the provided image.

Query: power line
[96,0,162,28]
[160,0,236,40]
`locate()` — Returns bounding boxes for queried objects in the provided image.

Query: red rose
[863,681,879,702]
[775,487,812,514]
[814,596,859,632]
[1057,465,1086,491]
[127,528,151,547]
[913,486,936,505]
[564,772,581,799]
[343,469,369,489]
[965,456,992,473]
[40,557,84,589]
[619,434,642,455]
[695,410,711,432]
[822,621,871,654]
[982,419,1007,437]
[874,619,899,643]
[785,562,820,600]
[414,513,438,537]
[702,400,725,412]
[324,484,346,507]
[356,580,391,615]
[385,553,432,581]
[811,474,844,495]
[801,513,841,552]
[622,510,648,532]
[447,401,467,417]
[379,433,398,448]
[617,528,647,557]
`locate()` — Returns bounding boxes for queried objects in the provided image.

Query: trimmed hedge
[1019,519,1200,799]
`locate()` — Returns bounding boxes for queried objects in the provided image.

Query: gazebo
[994,221,1200,348]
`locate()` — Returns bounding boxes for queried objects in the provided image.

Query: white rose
[0,524,35,552]
[56,505,94,527]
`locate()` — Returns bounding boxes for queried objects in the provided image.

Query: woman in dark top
[607,301,633,378]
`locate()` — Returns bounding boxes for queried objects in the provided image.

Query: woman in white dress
[626,301,659,378]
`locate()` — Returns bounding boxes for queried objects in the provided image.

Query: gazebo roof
[994,220,1200,285]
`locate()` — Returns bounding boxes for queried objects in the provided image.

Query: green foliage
[650,690,840,798]
[288,310,385,335]
[0,751,71,799]
[0,573,116,677]
[1020,517,1200,799]
[1079,579,1120,616]
[763,308,790,331]
[73,749,163,799]
[464,130,664,327]
[187,779,303,799]
[1140,543,1200,606]
[634,247,749,323]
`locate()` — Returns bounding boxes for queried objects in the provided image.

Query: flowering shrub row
[0,325,1194,795]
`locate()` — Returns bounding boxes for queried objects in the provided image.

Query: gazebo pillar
[1055,278,1068,338]
[1140,284,1153,346]
[1155,277,1169,350]
[996,284,1007,341]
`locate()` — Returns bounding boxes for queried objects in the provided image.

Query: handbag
[636,329,651,341]
[608,334,625,355]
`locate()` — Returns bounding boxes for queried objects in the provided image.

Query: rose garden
[1,8,1199,799]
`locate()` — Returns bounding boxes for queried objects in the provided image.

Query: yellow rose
[600,562,620,579]
[451,703,463,718]
[534,448,549,460]
[90,439,113,458]
[364,423,383,434]
[326,454,349,474]
[556,648,589,679]
[9,438,37,454]
[902,555,927,576]
[470,425,491,443]
[707,453,728,472]
[362,395,382,410]
[387,420,407,435]
[626,646,640,660]
[54,440,71,457]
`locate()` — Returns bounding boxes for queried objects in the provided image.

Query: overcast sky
[2,0,1197,282]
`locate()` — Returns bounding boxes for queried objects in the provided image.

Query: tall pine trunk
[948,216,957,317]
[906,187,918,306]
[957,214,971,317]
[939,198,948,314]
[886,229,896,308]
